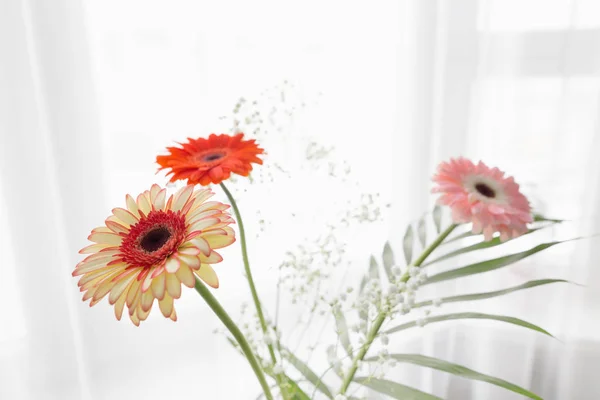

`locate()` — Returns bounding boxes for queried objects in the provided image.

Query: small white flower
[407,279,419,291]
[340,293,347,301]
[401,303,411,314]
[396,282,407,292]
[388,284,399,294]
[263,335,274,345]
[381,334,389,346]
[272,363,284,374]
[334,395,348,400]
[424,309,431,316]
[433,298,443,307]
[394,293,405,304]
[416,318,426,327]
[346,287,354,293]
[408,266,420,277]
[392,266,402,276]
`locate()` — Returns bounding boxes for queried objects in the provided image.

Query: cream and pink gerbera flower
[432,158,532,241]
[73,184,235,326]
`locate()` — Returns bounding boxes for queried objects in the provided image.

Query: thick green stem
[219,182,289,399]
[338,223,458,395]
[194,278,273,400]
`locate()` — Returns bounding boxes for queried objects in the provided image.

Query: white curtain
[1,0,599,399]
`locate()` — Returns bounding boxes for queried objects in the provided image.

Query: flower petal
[159,294,174,318]
[203,233,236,249]
[165,256,181,273]
[88,232,123,245]
[175,264,196,288]
[172,185,194,213]
[166,273,182,298]
[196,264,219,288]
[112,207,139,227]
[151,271,166,300]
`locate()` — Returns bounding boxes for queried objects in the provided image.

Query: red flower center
[119,210,186,268]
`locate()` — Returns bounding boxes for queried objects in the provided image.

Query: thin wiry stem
[219,182,289,400]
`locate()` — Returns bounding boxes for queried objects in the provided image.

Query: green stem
[194,278,273,400]
[219,182,289,399]
[338,223,458,395]
[400,223,458,282]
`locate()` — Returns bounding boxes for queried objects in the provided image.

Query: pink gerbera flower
[432,158,532,241]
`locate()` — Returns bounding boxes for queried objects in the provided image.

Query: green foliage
[384,312,553,337]
[364,354,542,399]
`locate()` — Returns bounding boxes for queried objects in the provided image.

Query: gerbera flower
[432,158,532,241]
[73,184,235,326]
[156,133,264,186]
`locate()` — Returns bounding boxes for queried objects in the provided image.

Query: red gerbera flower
[157,133,264,186]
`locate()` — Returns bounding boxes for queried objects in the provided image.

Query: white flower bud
[263,335,274,345]
[273,363,283,374]
[394,293,405,304]
[392,266,402,276]
[340,293,347,301]
[407,279,419,291]
[401,303,411,315]
[416,318,426,327]
[408,266,420,277]
[380,334,389,346]
[433,298,443,307]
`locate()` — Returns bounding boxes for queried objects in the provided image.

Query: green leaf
[327,345,343,378]
[354,376,441,399]
[533,213,564,223]
[364,354,541,400]
[422,228,543,267]
[414,279,571,308]
[417,218,427,248]
[283,376,312,400]
[444,214,563,245]
[333,306,353,358]
[424,241,568,285]
[432,205,442,234]
[403,225,414,265]
[369,255,380,281]
[281,347,334,399]
[358,275,368,295]
[384,312,553,337]
[382,242,395,281]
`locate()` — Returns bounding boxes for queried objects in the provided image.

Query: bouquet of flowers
[72,88,576,400]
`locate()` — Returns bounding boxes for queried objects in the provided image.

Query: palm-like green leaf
[424,241,574,285]
[382,242,395,281]
[403,225,414,265]
[333,306,353,358]
[364,354,541,400]
[281,347,334,399]
[369,255,380,281]
[422,228,543,267]
[283,376,312,400]
[414,279,572,308]
[354,376,441,399]
[443,214,563,245]
[384,312,553,337]
[432,205,442,234]
[417,218,427,248]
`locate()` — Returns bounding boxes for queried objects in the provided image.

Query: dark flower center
[203,152,225,162]
[139,226,172,252]
[475,182,495,198]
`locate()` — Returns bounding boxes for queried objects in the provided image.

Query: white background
[1,0,600,399]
